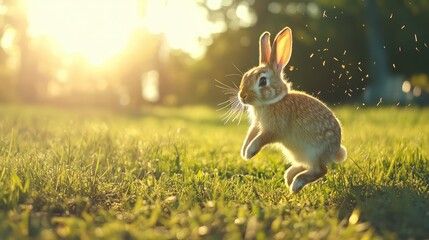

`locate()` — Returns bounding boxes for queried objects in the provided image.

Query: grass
[0,104,428,239]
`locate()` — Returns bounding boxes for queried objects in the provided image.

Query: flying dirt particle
[323,48,329,51]
[376,98,382,107]
[414,34,418,42]
[365,74,369,78]
[333,57,339,61]
[390,13,393,19]
[399,47,402,52]
[341,64,346,69]
[343,50,347,55]
[289,66,295,71]
[393,63,396,69]
[323,10,327,17]
[323,60,326,66]
[310,53,314,58]
[314,37,317,41]
[401,25,406,30]
[348,76,352,80]
[327,38,330,43]
[415,47,420,52]
[424,43,428,48]
[358,66,363,72]
[338,73,342,79]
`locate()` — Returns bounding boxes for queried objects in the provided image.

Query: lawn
[0,105,428,239]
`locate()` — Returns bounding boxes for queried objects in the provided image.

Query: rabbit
[238,27,347,193]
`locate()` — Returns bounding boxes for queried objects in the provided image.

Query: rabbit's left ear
[259,31,271,65]
[270,27,292,72]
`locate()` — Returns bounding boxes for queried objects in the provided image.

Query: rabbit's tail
[333,145,347,163]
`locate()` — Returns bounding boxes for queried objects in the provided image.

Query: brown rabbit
[238,27,347,193]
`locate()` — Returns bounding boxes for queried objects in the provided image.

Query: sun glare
[143,0,226,59]
[24,0,142,66]
[23,0,224,65]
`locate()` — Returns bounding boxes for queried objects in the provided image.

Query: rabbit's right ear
[270,27,292,72]
[259,31,271,65]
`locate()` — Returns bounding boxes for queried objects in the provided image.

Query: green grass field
[0,105,428,239]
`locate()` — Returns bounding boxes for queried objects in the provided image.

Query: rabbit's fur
[238,27,346,193]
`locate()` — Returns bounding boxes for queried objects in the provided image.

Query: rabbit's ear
[270,27,292,72]
[259,31,271,65]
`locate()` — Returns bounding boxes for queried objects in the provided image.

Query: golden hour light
[2,1,429,239]
[143,0,226,59]
[24,0,142,66]
[23,0,224,65]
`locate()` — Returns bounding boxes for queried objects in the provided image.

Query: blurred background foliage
[0,0,428,110]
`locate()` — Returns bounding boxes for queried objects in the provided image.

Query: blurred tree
[1,0,428,107]
[119,29,163,109]
[194,0,429,105]
[363,0,391,104]
[1,0,59,103]
[197,0,368,104]
[0,0,23,102]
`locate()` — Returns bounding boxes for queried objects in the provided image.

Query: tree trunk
[363,0,392,104]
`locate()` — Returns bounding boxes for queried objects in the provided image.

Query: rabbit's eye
[258,77,267,87]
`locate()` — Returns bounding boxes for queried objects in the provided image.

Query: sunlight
[24,0,142,66]
[23,0,225,65]
[142,0,226,59]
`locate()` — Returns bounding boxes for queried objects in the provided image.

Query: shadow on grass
[336,184,429,239]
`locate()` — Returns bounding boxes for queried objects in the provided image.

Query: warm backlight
[23,0,219,65]
[24,0,142,66]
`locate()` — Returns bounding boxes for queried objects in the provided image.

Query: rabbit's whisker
[223,100,243,124]
[225,73,243,78]
[237,108,244,125]
[221,110,234,123]
[215,86,238,95]
[214,79,234,89]
[233,63,244,76]
[217,99,233,106]
[217,101,234,111]
[215,78,245,125]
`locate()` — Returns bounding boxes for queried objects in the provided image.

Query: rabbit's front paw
[244,144,258,160]
[290,178,306,194]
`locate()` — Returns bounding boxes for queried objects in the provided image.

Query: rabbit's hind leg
[290,163,327,193]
